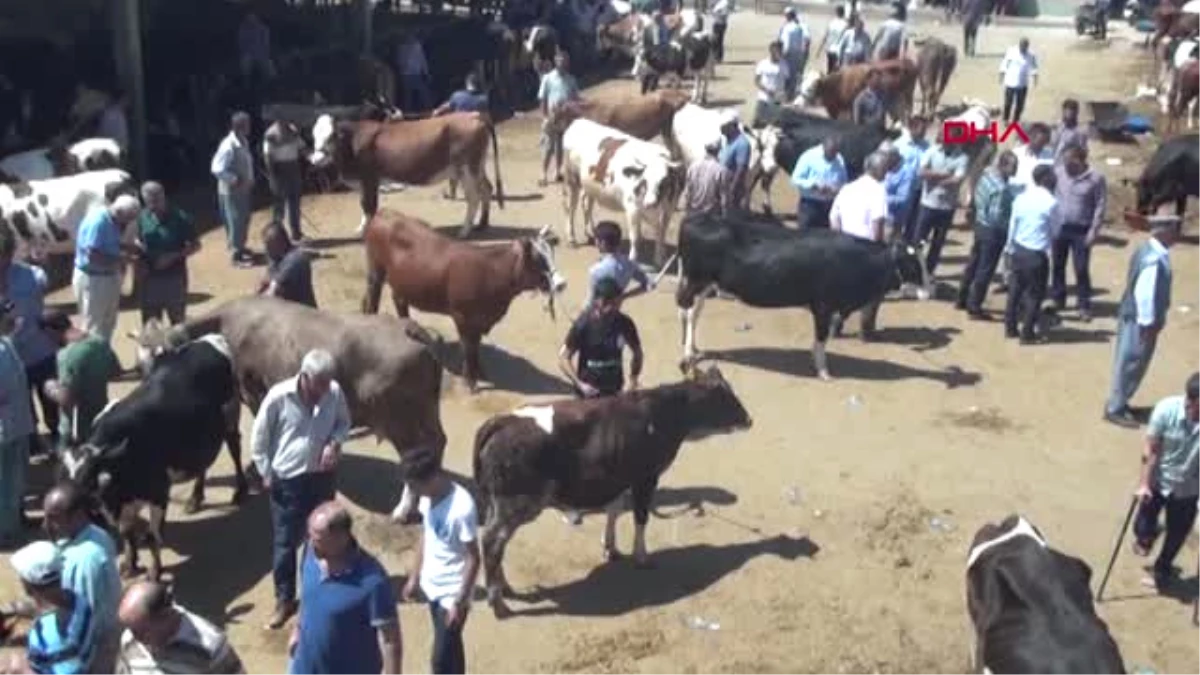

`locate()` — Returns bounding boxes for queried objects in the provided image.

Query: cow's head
[681,363,753,439]
[59,437,127,495]
[616,157,683,210]
[889,240,931,300]
[517,226,567,319]
[309,114,351,168]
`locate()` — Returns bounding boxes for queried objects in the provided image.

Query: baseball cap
[11,541,64,587]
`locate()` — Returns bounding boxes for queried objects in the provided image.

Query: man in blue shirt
[584,221,651,311]
[718,111,752,208]
[0,228,58,455]
[957,150,1017,320]
[10,541,97,675]
[73,195,141,344]
[779,8,810,101]
[1003,164,1059,344]
[289,502,401,675]
[791,137,847,229]
[894,115,930,242]
[433,74,490,117]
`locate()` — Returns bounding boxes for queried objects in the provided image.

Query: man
[40,311,121,448]
[1049,145,1107,322]
[1004,164,1059,344]
[999,37,1038,124]
[1010,122,1054,196]
[538,51,580,186]
[559,277,643,398]
[258,221,317,309]
[852,69,887,130]
[913,139,969,277]
[881,142,915,234]
[262,120,307,243]
[836,14,872,68]
[0,297,32,546]
[116,580,245,674]
[289,502,400,675]
[1104,214,1181,428]
[210,111,255,268]
[791,136,848,229]
[1093,0,1110,40]
[73,195,142,342]
[238,11,275,81]
[0,228,58,455]
[872,6,908,61]
[894,114,931,241]
[584,222,652,311]
[251,349,351,629]
[433,74,490,116]
[681,141,732,218]
[718,111,752,207]
[830,151,891,338]
[135,182,199,327]
[957,150,1018,320]
[779,8,810,101]
[962,0,989,57]
[402,451,481,675]
[710,0,732,63]
[819,5,849,72]
[396,33,433,113]
[1052,98,1089,162]
[10,541,96,675]
[752,41,789,127]
[1131,373,1198,592]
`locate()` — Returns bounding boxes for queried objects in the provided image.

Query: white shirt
[417,483,479,606]
[1134,237,1170,326]
[117,606,243,674]
[779,20,809,55]
[210,132,254,194]
[830,174,889,241]
[711,0,732,20]
[250,376,351,483]
[999,46,1038,89]
[1006,185,1060,254]
[824,17,848,54]
[755,58,788,102]
[1010,143,1053,194]
[263,126,305,163]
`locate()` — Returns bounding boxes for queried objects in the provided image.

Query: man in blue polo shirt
[289,501,400,674]
[73,195,141,343]
[717,111,752,208]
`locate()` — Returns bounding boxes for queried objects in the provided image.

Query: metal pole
[111,0,148,180]
[1097,496,1138,602]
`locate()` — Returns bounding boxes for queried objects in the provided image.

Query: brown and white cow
[914,37,958,115]
[308,111,505,237]
[1166,58,1199,132]
[362,209,565,392]
[797,59,919,123]
[472,364,752,616]
[562,118,685,267]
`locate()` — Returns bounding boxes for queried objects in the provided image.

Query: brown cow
[798,59,919,123]
[914,38,958,115]
[362,209,566,392]
[308,112,505,238]
[568,89,691,148]
[1167,58,1200,132]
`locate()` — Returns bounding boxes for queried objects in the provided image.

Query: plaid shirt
[973,168,1014,231]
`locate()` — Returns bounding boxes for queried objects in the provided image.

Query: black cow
[60,335,245,580]
[752,108,897,213]
[639,33,715,104]
[676,211,928,380]
[967,515,1126,674]
[472,366,752,616]
[1134,133,1198,216]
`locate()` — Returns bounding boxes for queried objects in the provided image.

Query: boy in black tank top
[558,278,643,398]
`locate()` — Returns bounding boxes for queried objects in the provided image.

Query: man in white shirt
[829,151,891,337]
[872,7,908,61]
[752,41,789,127]
[1009,122,1054,196]
[251,349,351,630]
[818,6,848,72]
[262,120,308,242]
[1003,164,1058,344]
[116,581,244,674]
[999,37,1037,124]
[210,111,255,268]
[710,0,733,62]
[779,8,810,101]
[396,33,433,113]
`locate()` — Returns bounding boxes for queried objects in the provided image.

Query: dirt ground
[3,10,1198,673]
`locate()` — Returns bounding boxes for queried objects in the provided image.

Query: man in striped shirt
[957,150,1017,319]
[115,581,244,674]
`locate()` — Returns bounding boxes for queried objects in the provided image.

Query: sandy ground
[2,11,1198,673]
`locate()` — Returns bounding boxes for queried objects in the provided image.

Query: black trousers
[1003,86,1028,123]
[429,602,467,674]
[958,226,1007,312]
[826,53,839,72]
[1134,493,1198,579]
[798,198,832,229]
[712,21,727,62]
[1004,245,1048,339]
[963,23,980,56]
[1050,223,1093,311]
[25,356,59,444]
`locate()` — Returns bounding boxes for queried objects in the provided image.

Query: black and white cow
[0,138,124,183]
[966,515,1125,674]
[639,32,715,104]
[675,211,928,380]
[0,169,136,259]
[60,334,246,580]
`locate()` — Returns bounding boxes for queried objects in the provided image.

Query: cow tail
[472,416,510,527]
[489,121,506,209]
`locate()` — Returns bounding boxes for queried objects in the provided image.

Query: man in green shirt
[134,182,200,326]
[1132,372,1199,592]
[38,311,121,448]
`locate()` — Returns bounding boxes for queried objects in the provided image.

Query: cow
[0,169,136,259]
[597,12,651,66]
[0,138,123,183]
[1165,58,1200,132]
[562,118,685,267]
[129,296,448,524]
[472,364,752,616]
[573,89,693,144]
[966,515,1125,673]
[362,209,566,392]
[914,38,958,115]
[638,32,717,104]
[308,111,505,238]
[1130,133,1198,217]
[60,334,244,580]
[667,104,767,210]
[675,211,928,381]
[797,59,919,124]
[750,108,896,213]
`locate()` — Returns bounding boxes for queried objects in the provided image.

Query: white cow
[0,138,123,182]
[0,169,135,258]
[668,104,764,210]
[562,119,684,267]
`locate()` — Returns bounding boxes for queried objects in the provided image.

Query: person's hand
[153,254,177,272]
[228,176,240,189]
[42,381,63,401]
[1135,483,1153,501]
[287,628,299,656]
[578,381,599,397]
[446,599,469,628]
[319,444,340,472]
[402,574,419,602]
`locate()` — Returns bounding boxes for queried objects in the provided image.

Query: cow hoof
[604,547,622,562]
[183,499,202,515]
[817,370,833,382]
[489,596,513,619]
[634,556,653,569]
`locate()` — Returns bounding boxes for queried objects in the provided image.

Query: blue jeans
[271,472,335,602]
[1050,223,1093,311]
[912,206,955,277]
[1105,317,1159,415]
[0,437,28,540]
[958,226,1007,312]
[429,602,466,674]
[219,190,252,255]
[798,198,832,229]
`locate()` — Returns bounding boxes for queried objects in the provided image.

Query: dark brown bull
[308,112,505,238]
[362,209,566,392]
[914,38,958,115]
[802,59,919,123]
[472,364,752,616]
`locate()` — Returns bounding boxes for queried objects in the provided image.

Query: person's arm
[998,51,1009,85]
[366,567,402,675]
[1029,53,1038,86]
[753,64,769,97]
[851,93,865,124]
[1005,203,1018,252]
[790,153,818,190]
[377,622,403,675]
[402,528,425,601]
[625,260,652,297]
[261,137,275,182]
[871,189,889,242]
[1045,201,1062,253]
[451,505,481,618]
[817,26,829,54]
[211,142,238,186]
[329,386,352,445]
[250,394,278,488]
[940,157,968,187]
[829,195,844,232]
[917,151,946,181]
[538,75,550,117]
[624,317,643,391]
[1087,175,1107,244]
[432,98,454,117]
[1137,405,1167,497]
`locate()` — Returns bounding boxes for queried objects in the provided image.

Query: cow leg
[224,403,247,505]
[362,262,386,314]
[391,482,418,523]
[564,176,581,246]
[391,292,411,319]
[629,479,658,566]
[812,307,834,381]
[482,496,543,616]
[625,208,643,266]
[357,178,380,236]
[653,207,672,268]
[458,324,485,392]
[186,474,206,514]
[116,502,146,578]
[602,492,627,561]
[145,504,167,581]
[679,284,710,366]
[460,169,482,239]
[582,195,597,241]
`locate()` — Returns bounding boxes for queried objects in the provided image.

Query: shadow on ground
[715,346,982,387]
[437,341,573,395]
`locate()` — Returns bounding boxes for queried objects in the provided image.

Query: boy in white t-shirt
[752,40,789,127]
[402,451,481,675]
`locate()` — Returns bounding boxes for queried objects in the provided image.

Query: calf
[639,32,716,104]
[967,515,1125,673]
[0,138,123,183]
[362,209,566,392]
[914,38,958,115]
[0,169,136,259]
[473,364,752,616]
[676,211,928,380]
[60,335,245,580]
[798,59,919,123]
[562,118,685,267]
[1132,132,1199,216]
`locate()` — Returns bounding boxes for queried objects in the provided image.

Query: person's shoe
[1131,538,1152,557]
[1104,409,1141,428]
[1018,334,1044,345]
[265,599,298,630]
[1004,329,1019,339]
[954,298,967,311]
[968,310,993,322]
[1078,308,1093,323]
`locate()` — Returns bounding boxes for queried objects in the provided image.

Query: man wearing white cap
[8,541,99,674]
[718,110,752,208]
[72,194,142,344]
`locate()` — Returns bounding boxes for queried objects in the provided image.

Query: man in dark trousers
[262,120,307,243]
[957,150,1017,320]
[1003,164,1058,344]
[558,277,643,398]
[1049,145,1107,322]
